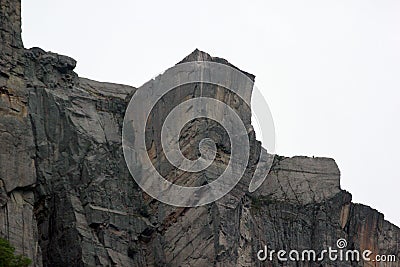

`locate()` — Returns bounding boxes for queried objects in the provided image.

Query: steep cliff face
[0,0,41,265]
[0,1,399,266]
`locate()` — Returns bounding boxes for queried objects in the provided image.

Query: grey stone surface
[254,156,342,205]
[0,1,399,266]
[0,1,41,266]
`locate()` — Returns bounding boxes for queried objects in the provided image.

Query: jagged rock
[0,1,399,266]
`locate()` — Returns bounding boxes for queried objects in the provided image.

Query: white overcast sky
[21,0,399,227]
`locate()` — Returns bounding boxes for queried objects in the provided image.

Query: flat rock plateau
[0,0,399,266]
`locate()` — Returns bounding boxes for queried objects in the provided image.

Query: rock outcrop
[0,1,399,266]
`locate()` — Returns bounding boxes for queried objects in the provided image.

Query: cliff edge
[0,1,399,266]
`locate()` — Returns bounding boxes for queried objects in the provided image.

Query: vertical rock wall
[0,1,398,266]
[0,0,41,265]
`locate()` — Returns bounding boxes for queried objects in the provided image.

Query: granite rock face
[0,0,41,265]
[0,1,399,266]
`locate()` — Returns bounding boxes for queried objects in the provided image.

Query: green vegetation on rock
[0,238,31,267]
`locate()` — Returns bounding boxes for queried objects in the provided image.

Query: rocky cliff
[0,1,399,266]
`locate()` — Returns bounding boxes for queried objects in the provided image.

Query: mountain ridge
[0,1,398,266]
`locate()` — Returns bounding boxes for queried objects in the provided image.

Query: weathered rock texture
[0,1,399,266]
